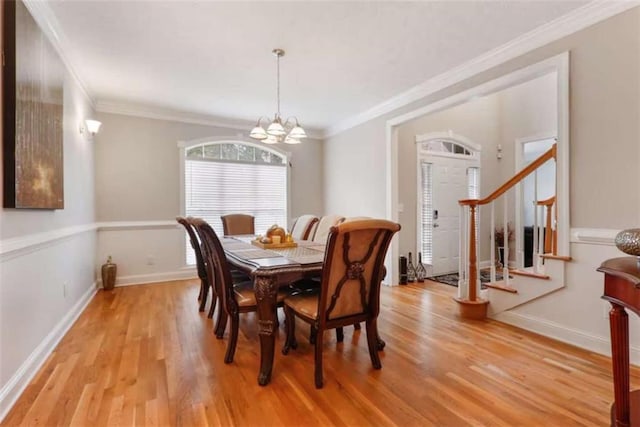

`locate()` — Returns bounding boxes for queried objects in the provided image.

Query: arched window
[183,140,288,264]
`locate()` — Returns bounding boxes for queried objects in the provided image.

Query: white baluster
[490,201,496,283]
[532,170,539,274]
[503,192,509,287]
[458,204,464,299]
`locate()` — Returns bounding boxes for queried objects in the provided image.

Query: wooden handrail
[536,196,556,206]
[459,144,556,207]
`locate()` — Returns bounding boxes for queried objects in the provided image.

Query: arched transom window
[183,141,288,264]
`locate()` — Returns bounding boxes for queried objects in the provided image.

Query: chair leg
[365,319,382,370]
[215,304,227,339]
[336,327,344,343]
[314,328,324,389]
[198,279,208,312]
[353,322,361,330]
[224,313,239,364]
[310,325,317,344]
[282,306,297,354]
[207,292,217,319]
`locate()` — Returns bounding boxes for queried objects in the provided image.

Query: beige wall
[0,6,97,414]
[94,112,324,282]
[323,8,640,358]
[324,8,640,230]
[95,112,324,221]
[395,73,557,260]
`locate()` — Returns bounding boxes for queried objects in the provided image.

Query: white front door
[430,157,478,275]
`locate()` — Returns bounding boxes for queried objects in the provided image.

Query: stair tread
[485,281,518,293]
[510,269,550,280]
[539,254,572,261]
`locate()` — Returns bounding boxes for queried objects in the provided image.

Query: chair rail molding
[0,224,97,262]
[570,228,619,246]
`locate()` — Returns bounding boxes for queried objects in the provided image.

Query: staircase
[454,143,571,319]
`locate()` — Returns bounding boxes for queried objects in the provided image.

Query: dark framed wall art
[2,0,65,209]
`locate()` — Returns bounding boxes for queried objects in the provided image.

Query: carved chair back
[177,216,207,282]
[290,215,319,240]
[192,218,239,315]
[311,214,345,243]
[317,219,400,326]
[221,214,255,236]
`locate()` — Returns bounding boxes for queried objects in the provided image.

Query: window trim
[178,137,292,266]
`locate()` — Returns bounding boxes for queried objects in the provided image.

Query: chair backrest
[311,214,345,243]
[176,216,207,281]
[221,214,255,236]
[192,218,237,314]
[318,219,400,325]
[290,215,319,240]
[342,216,371,223]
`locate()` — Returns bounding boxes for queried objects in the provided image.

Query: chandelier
[249,49,307,144]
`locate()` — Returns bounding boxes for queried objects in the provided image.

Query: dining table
[221,236,326,385]
[221,235,386,386]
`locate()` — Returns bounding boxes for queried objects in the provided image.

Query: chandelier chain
[276,53,280,116]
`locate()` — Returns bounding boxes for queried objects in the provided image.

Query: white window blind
[420,161,433,265]
[184,153,287,265]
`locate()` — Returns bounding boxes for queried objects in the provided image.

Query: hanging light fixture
[249,49,307,144]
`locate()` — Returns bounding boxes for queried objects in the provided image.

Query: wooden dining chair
[192,218,293,364]
[290,215,319,240]
[221,214,255,236]
[281,219,400,388]
[311,214,344,243]
[176,216,211,313]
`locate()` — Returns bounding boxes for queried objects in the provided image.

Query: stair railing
[458,144,557,304]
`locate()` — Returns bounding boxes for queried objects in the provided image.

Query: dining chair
[281,219,401,388]
[176,216,211,313]
[221,214,255,236]
[290,215,319,240]
[311,214,345,243]
[192,218,293,364]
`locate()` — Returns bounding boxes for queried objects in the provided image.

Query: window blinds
[420,161,433,265]
[184,158,287,264]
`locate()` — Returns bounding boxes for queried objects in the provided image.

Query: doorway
[417,136,480,276]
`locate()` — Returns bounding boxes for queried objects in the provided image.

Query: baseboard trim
[97,221,178,232]
[97,268,198,288]
[493,310,640,366]
[0,282,97,422]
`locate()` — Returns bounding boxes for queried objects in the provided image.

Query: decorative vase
[614,228,640,268]
[101,256,117,290]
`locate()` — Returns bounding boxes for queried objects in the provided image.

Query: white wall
[323,8,640,359]
[94,112,324,285]
[0,27,97,420]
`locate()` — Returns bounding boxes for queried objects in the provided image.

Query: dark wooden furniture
[193,218,292,364]
[281,219,400,388]
[598,257,640,427]
[176,217,211,313]
[221,214,255,236]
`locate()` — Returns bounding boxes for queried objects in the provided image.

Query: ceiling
[45,1,589,131]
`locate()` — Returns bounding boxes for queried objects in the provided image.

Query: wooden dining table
[221,236,326,385]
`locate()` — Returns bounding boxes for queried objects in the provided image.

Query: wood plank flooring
[3,279,638,426]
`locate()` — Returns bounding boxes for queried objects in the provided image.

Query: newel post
[454,200,489,320]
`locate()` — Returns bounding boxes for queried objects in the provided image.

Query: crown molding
[95,100,324,139]
[96,100,253,131]
[22,0,95,109]
[325,1,640,138]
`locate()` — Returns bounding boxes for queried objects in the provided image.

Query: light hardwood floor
[3,279,638,426]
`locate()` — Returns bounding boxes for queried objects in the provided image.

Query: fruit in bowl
[266,225,286,241]
[260,236,272,244]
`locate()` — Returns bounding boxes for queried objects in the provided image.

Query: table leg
[255,275,277,386]
[609,303,630,427]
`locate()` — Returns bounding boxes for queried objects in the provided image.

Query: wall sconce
[85,120,102,136]
[497,144,503,160]
[79,119,102,138]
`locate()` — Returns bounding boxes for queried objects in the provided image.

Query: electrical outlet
[147,255,155,265]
